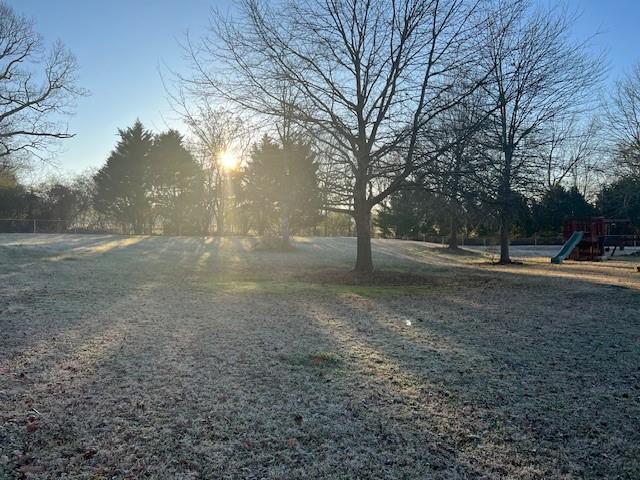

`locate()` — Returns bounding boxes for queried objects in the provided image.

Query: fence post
[33,219,36,234]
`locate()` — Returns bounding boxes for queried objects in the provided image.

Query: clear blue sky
[5,0,640,175]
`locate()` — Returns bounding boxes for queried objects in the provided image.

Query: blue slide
[550,231,584,264]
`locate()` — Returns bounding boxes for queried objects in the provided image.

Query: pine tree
[93,120,154,233]
[242,135,322,240]
[149,130,202,235]
[532,186,595,234]
[598,177,640,226]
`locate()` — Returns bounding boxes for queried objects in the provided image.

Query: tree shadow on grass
[1,280,495,479]
[314,269,640,478]
[0,236,160,363]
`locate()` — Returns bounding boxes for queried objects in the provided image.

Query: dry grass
[0,235,639,479]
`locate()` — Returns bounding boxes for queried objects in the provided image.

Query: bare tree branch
[0,2,85,170]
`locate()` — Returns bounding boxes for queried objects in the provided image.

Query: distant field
[1,234,639,479]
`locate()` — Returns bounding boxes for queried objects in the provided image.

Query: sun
[219,151,239,172]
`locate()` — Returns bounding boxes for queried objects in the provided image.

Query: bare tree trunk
[499,207,511,264]
[134,213,143,235]
[217,204,224,236]
[353,174,373,273]
[354,209,373,273]
[281,200,290,248]
[449,212,459,250]
[217,177,225,236]
[497,147,513,264]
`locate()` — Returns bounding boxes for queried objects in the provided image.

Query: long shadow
[0,235,497,477]
[315,270,640,478]
[1,236,159,361]
[2,281,494,479]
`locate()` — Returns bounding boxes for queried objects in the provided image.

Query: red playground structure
[561,217,638,261]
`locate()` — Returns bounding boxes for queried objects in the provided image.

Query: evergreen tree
[149,130,203,235]
[598,177,640,226]
[93,120,154,233]
[532,186,595,234]
[242,135,322,239]
[287,142,323,233]
[376,187,437,239]
[243,136,281,236]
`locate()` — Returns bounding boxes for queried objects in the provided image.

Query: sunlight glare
[220,151,239,172]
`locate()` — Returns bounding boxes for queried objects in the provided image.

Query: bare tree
[538,116,602,193]
[168,85,245,235]
[178,0,487,273]
[477,0,604,264]
[606,63,640,181]
[0,2,84,173]
[419,89,489,249]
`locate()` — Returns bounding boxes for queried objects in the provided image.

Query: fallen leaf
[83,447,98,460]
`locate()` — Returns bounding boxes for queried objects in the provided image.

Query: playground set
[551,217,639,263]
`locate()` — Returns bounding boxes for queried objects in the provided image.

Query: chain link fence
[402,234,564,246]
[0,219,132,234]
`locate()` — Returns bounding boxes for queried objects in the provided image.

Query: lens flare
[220,151,238,171]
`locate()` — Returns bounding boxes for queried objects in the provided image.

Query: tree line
[3,111,638,243]
[1,120,325,238]
[378,182,639,245]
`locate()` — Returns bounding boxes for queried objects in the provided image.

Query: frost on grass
[0,234,639,479]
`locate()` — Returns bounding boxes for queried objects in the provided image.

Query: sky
[5,0,640,176]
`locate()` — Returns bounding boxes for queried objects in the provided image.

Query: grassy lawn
[1,235,639,479]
